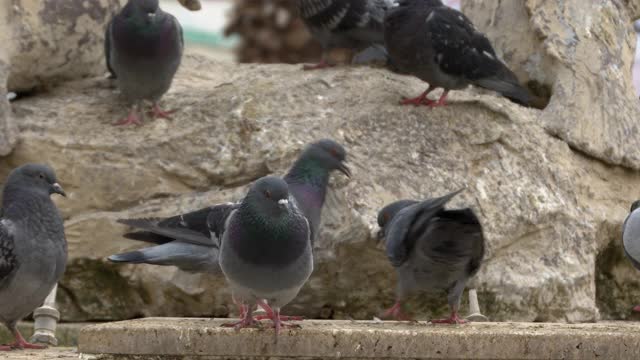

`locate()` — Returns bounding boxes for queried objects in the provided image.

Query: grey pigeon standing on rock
[218,176,312,336]
[0,164,67,350]
[622,200,640,313]
[377,189,485,324]
[106,0,183,126]
[297,0,395,70]
[384,0,534,108]
[109,139,350,272]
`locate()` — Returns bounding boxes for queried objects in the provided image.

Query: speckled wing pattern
[424,5,504,81]
[0,219,17,289]
[299,0,389,34]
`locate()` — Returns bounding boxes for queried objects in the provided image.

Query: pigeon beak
[338,162,351,177]
[278,198,289,209]
[147,12,157,20]
[52,183,66,197]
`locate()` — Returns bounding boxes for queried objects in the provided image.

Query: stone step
[78,318,640,359]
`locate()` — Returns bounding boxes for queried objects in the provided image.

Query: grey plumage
[106,0,184,125]
[378,189,485,323]
[108,203,237,274]
[0,164,67,350]
[219,176,312,333]
[297,0,394,68]
[384,0,533,107]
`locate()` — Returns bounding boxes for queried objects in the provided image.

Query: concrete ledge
[78,318,640,359]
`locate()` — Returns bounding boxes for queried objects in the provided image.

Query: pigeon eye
[38,173,45,179]
[264,190,272,199]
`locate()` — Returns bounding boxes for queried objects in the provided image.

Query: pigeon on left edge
[377,189,485,324]
[106,0,184,125]
[0,164,67,350]
[622,200,640,313]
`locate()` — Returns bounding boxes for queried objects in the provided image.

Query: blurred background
[173,0,640,95]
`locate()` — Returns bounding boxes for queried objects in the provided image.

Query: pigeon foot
[221,303,261,330]
[2,331,48,350]
[633,305,640,313]
[114,110,142,126]
[303,60,335,71]
[254,314,304,322]
[148,104,176,120]
[431,311,468,325]
[381,301,415,321]
[400,86,436,106]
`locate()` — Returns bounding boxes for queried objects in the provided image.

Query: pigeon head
[376,199,417,241]
[246,176,292,216]
[7,163,66,197]
[126,0,160,22]
[300,139,351,177]
[631,200,640,213]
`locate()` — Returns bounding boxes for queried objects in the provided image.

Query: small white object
[278,199,289,205]
[465,288,489,322]
[30,284,60,345]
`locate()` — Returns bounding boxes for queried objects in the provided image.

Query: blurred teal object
[162,0,236,50]
[183,27,237,48]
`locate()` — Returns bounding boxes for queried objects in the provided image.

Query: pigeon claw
[633,305,640,313]
[114,112,142,126]
[400,96,435,106]
[303,60,335,71]
[430,312,468,325]
[1,331,48,350]
[381,301,415,321]
[148,104,176,120]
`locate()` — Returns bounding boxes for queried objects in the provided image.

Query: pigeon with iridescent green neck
[218,176,311,336]
[106,0,183,125]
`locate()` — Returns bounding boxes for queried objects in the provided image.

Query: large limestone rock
[1,0,122,92]
[6,50,640,323]
[461,0,640,170]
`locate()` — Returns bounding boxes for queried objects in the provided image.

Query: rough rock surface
[5,50,639,323]
[1,0,122,92]
[461,0,640,170]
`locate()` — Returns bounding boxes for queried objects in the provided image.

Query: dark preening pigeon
[622,200,640,313]
[377,189,485,324]
[105,0,183,125]
[297,0,394,70]
[0,164,67,350]
[384,0,534,108]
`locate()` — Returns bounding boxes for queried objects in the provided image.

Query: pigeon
[105,0,184,125]
[218,176,312,335]
[0,164,67,350]
[109,139,350,273]
[622,200,640,313]
[377,189,485,324]
[384,0,533,107]
[297,0,395,70]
